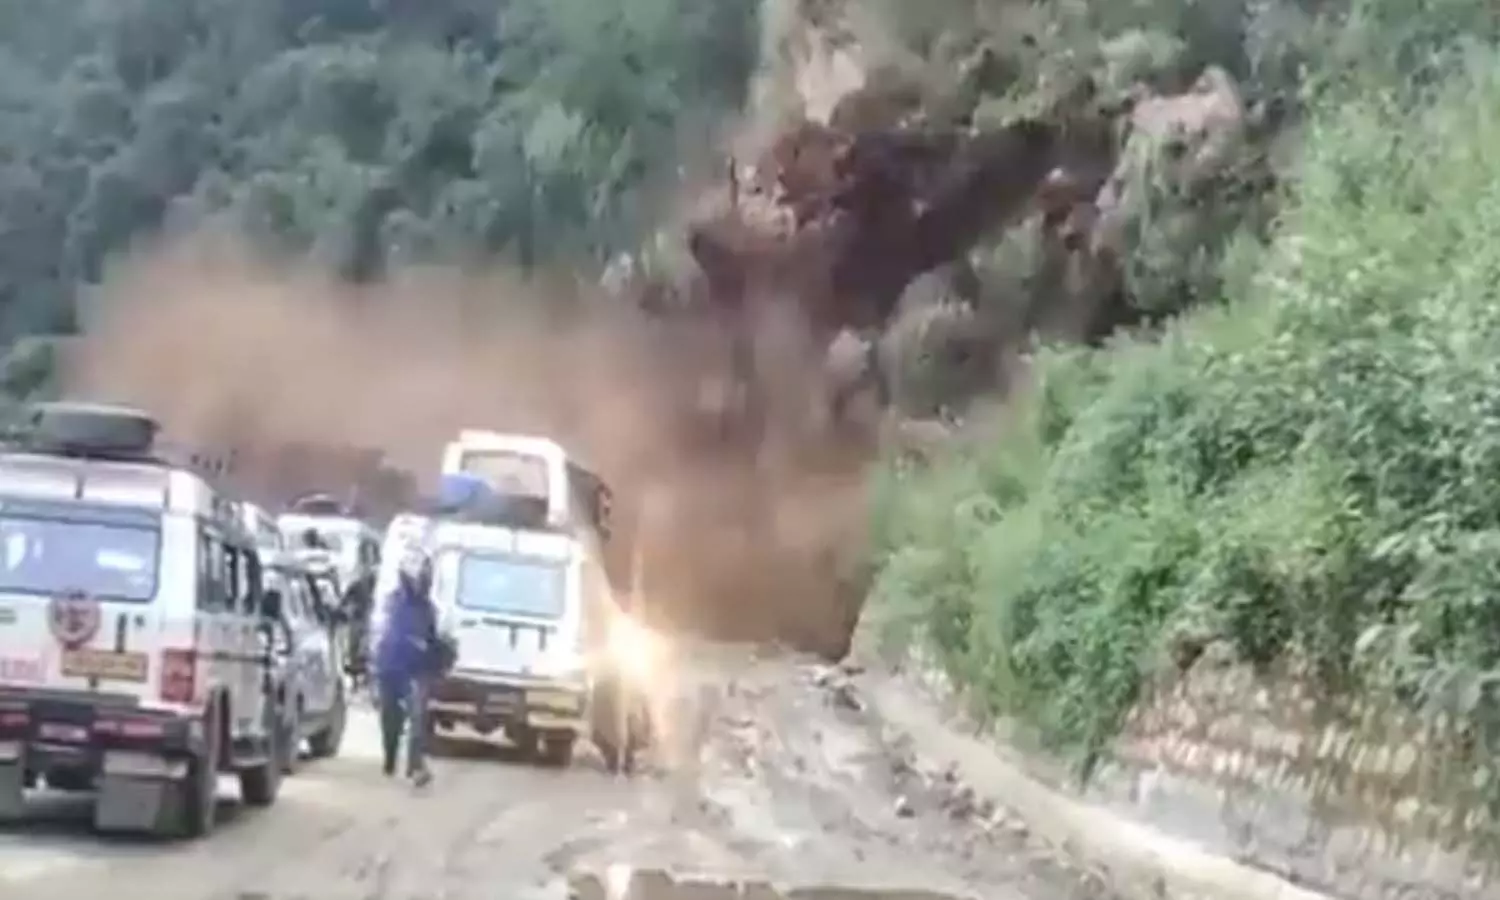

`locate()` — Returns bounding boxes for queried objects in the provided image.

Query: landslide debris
[594,0,1266,658]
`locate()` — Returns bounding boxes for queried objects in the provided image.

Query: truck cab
[0,402,286,837]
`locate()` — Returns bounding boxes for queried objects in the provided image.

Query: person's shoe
[382,758,396,777]
[409,767,433,788]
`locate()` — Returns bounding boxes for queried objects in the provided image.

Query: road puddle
[567,866,969,900]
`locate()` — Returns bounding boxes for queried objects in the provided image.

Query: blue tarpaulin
[434,472,495,513]
[428,471,549,529]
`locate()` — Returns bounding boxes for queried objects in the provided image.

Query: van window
[197,530,228,611]
[459,450,548,496]
[452,551,566,619]
[227,545,257,615]
[0,512,160,602]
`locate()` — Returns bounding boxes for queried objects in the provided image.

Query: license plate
[527,690,580,710]
[39,723,87,742]
[61,649,149,682]
[483,691,518,710]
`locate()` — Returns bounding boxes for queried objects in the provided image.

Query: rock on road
[0,650,1108,900]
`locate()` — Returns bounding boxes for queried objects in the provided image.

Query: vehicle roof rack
[2,402,234,481]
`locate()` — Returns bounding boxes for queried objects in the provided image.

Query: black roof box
[25,401,160,458]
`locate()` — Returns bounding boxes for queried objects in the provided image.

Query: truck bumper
[426,671,587,736]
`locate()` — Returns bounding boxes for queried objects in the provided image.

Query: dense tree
[0,0,758,373]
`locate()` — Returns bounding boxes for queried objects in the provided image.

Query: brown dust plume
[63,236,872,657]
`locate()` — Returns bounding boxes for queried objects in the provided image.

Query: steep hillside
[860,0,1500,875]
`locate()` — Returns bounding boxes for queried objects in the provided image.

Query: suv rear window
[452,552,566,619]
[0,511,160,602]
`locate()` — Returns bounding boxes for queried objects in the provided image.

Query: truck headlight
[606,615,662,685]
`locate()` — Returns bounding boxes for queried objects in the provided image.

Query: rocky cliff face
[596,0,1266,655]
[611,0,1260,442]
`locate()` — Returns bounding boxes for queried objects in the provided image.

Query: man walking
[373,546,442,786]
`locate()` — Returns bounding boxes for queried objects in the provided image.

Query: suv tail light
[159,648,197,704]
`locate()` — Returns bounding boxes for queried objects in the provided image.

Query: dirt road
[0,650,1107,900]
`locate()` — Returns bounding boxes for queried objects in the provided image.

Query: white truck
[0,402,286,837]
[371,431,650,771]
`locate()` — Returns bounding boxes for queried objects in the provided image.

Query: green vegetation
[0,0,758,392]
[870,0,1500,824]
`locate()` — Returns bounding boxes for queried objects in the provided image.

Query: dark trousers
[377,674,429,775]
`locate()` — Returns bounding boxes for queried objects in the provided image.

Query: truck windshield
[457,451,550,497]
[453,552,566,619]
[0,512,160,602]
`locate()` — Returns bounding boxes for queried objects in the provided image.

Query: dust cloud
[63,234,872,658]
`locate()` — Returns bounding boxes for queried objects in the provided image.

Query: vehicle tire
[538,735,575,768]
[280,704,301,776]
[590,675,635,775]
[176,703,220,839]
[308,680,347,759]
[595,733,634,775]
[239,704,284,808]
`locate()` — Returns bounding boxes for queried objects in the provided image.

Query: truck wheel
[176,704,221,838]
[308,681,347,759]
[597,733,635,775]
[538,735,575,768]
[239,705,284,807]
[280,704,301,775]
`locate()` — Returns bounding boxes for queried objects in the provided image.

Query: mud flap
[93,775,184,834]
[0,759,26,822]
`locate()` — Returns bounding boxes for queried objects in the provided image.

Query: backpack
[426,631,458,677]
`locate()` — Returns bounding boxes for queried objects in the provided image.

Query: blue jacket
[374,576,438,683]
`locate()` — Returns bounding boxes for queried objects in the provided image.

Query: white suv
[0,403,286,837]
[261,552,347,768]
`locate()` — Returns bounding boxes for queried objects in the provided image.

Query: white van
[373,508,607,766]
[0,403,284,837]
[426,518,593,765]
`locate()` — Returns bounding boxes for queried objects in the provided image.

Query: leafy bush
[871,32,1500,805]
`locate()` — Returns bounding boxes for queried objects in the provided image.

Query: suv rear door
[0,500,165,705]
[437,547,571,678]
